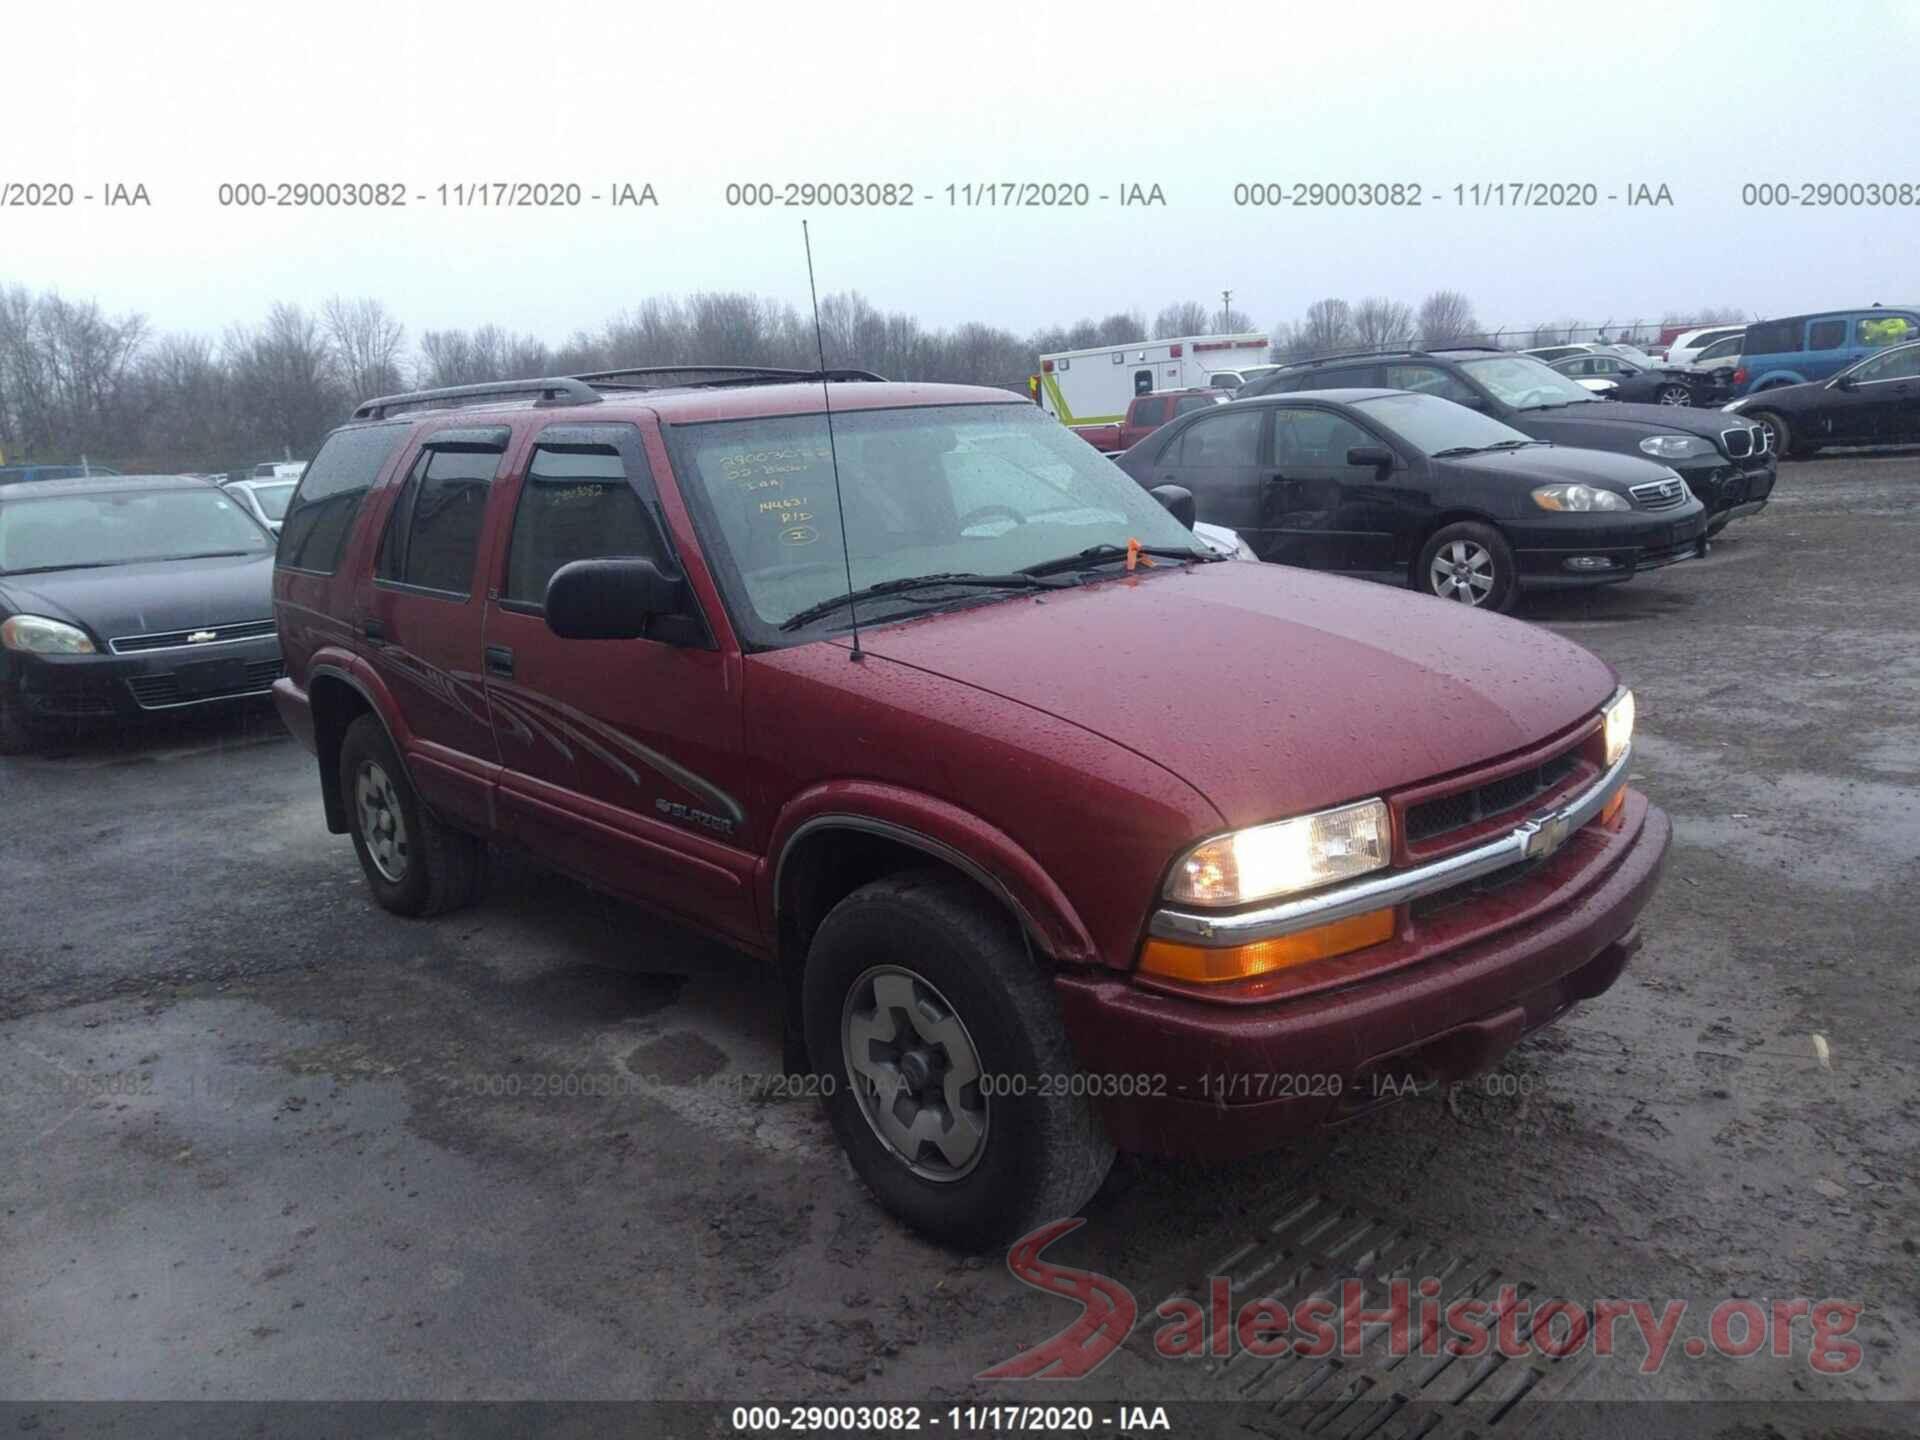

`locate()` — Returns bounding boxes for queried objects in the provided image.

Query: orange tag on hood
[1125,538,1156,572]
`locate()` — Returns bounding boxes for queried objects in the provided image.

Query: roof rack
[1286,344,1509,369]
[352,377,602,421]
[573,365,887,390]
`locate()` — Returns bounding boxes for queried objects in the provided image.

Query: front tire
[804,869,1114,1249]
[1417,522,1518,612]
[1750,409,1793,458]
[338,714,487,917]
[1655,383,1693,406]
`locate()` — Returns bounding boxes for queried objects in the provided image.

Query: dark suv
[273,367,1668,1245]
[1244,349,1775,535]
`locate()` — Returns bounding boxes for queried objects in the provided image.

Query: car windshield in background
[0,488,273,574]
[1460,355,1604,409]
[671,403,1204,641]
[255,482,296,521]
[1349,392,1537,456]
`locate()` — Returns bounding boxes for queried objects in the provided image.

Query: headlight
[1638,435,1713,459]
[1532,484,1629,513]
[0,614,96,654]
[1603,687,1634,767]
[1167,798,1389,906]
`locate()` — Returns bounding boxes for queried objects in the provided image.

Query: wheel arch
[307,662,411,835]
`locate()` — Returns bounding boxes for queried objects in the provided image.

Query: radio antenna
[802,220,862,663]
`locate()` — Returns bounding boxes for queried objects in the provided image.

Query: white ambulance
[1036,333,1271,426]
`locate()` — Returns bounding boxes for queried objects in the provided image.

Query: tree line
[0,282,1747,473]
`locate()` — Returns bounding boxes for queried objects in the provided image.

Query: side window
[1170,408,1264,466]
[1132,369,1154,396]
[1852,346,1920,382]
[1857,313,1919,349]
[1173,395,1216,417]
[1385,364,1479,401]
[1131,397,1167,426]
[1313,365,1379,389]
[375,432,506,597]
[1744,319,1805,356]
[503,434,666,607]
[278,423,407,574]
[1272,409,1375,467]
[1807,318,1848,351]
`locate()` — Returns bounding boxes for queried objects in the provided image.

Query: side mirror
[1834,373,1856,390]
[1346,445,1395,471]
[1149,483,1197,528]
[544,557,686,640]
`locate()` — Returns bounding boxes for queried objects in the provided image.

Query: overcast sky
[6,0,1918,345]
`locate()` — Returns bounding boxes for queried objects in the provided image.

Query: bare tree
[323,297,406,403]
[1152,302,1211,338]
[1416,290,1479,348]
[225,304,340,459]
[1293,299,1354,359]
[1352,297,1415,350]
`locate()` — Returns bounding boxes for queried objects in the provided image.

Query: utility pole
[1221,290,1233,332]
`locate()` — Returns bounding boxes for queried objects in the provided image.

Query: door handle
[484,645,514,677]
[362,618,386,642]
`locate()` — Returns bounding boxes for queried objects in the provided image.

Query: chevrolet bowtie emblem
[186,630,217,644]
[1521,811,1572,861]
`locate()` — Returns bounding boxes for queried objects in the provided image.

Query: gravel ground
[3,451,1916,1432]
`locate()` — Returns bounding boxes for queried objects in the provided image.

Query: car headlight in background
[1167,798,1389,907]
[1638,435,1714,460]
[1533,483,1630,512]
[1603,687,1635,766]
[0,615,96,654]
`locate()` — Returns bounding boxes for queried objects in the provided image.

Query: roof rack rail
[573,365,887,389]
[352,376,602,421]
[1287,347,1427,367]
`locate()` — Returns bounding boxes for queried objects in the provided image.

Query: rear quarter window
[1743,319,1806,356]
[278,423,409,573]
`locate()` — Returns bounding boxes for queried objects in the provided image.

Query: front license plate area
[172,657,248,697]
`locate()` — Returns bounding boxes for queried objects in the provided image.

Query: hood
[1517,397,1742,443]
[846,561,1616,828]
[0,553,275,645]
[1443,444,1681,495]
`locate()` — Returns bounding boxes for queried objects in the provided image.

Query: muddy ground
[3,452,1916,1435]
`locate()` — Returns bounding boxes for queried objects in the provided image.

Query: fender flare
[764,781,1101,966]
[304,655,418,831]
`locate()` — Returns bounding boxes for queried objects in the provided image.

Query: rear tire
[1416,522,1518,613]
[1655,383,1693,406]
[804,869,1114,1249]
[338,714,486,917]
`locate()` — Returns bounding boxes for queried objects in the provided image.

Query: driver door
[480,420,758,945]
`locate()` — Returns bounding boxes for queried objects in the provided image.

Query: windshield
[0,488,273,573]
[254,482,296,520]
[1350,392,1535,455]
[670,403,1203,643]
[1460,355,1604,410]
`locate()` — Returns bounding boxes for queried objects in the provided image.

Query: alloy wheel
[1429,540,1495,605]
[1657,385,1692,405]
[841,964,989,1181]
[354,760,410,883]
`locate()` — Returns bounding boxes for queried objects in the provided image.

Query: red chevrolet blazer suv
[272,366,1667,1246]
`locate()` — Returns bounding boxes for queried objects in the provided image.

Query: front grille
[1720,425,1765,459]
[109,619,277,655]
[125,658,284,710]
[1405,751,1579,844]
[1630,476,1686,510]
[1412,854,1551,919]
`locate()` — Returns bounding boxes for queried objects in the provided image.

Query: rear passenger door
[358,426,509,832]
[1144,406,1269,540]
[480,421,757,945]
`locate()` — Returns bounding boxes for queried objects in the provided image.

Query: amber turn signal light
[1139,908,1395,984]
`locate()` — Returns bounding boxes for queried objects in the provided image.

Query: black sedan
[1550,351,1731,408]
[1113,388,1708,612]
[0,475,282,752]
[1724,339,1920,457]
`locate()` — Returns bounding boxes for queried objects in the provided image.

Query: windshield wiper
[158,550,258,561]
[0,561,121,575]
[777,572,1069,632]
[1020,542,1215,577]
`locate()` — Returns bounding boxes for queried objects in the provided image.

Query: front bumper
[1678,452,1775,522]
[1512,506,1709,587]
[1053,787,1669,1160]
[2,635,284,725]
